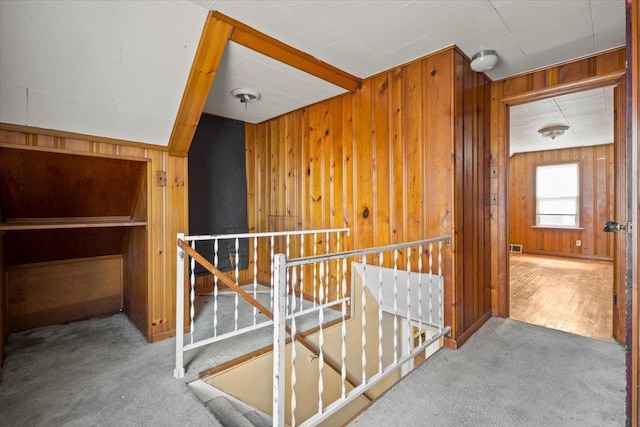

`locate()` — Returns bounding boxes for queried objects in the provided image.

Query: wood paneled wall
[246,47,491,346]
[453,52,493,343]
[490,48,626,321]
[7,256,123,332]
[509,144,614,259]
[0,126,188,343]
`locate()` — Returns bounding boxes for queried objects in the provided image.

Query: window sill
[531,226,584,231]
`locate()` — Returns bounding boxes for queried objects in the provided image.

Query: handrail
[174,227,351,380]
[274,236,451,426]
[177,238,369,397]
[287,235,451,267]
[182,227,351,242]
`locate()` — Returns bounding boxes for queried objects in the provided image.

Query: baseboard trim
[522,249,612,262]
[446,310,492,349]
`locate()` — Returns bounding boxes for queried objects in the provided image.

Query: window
[535,162,580,228]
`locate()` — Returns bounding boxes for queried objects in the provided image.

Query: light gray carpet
[0,313,221,427]
[350,318,626,427]
[0,290,343,426]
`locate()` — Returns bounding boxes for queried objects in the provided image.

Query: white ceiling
[0,1,626,146]
[195,0,626,126]
[0,0,207,146]
[510,86,615,156]
[205,41,346,124]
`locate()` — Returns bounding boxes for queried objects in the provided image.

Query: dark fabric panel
[189,114,248,273]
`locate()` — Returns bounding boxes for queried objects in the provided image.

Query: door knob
[603,220,627,233]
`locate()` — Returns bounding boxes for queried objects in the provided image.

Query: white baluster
[234,238,240,331]
[406,247,412,356]
[418,245,424,347]
[270,235,275,311]
[286,234,291,314]
[378,251,384,374]
[341,256,348,398]
[393,249,398,364]
[313,233,318,307]
[438,241,443,332]
[253,236,258,326]
[401,247,413,377]
[299,234,305,313]
[429,243,434,340]
[273,254,286,427]
[361,254,367,384]
[174,234,185,379]
[336,232,341,299]
[190,241,196,345]
[290,267,298,426]
[318,262,325,415]
[325,231,330,304]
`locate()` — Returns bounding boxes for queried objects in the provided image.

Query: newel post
[273,253,287,426]
[174,233,185,379]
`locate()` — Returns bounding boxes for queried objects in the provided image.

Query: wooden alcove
[0,145,149,335]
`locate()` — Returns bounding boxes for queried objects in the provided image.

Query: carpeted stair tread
[244,410,271,427]
[204,396,255,427]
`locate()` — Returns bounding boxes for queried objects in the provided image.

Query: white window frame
[535,162,580,228]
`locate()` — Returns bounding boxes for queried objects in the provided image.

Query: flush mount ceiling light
[231,88,261,108]
[470,50,499,72]
[538,125,570,140]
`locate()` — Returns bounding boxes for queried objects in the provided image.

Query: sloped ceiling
[0,0,626,147]
[0,0,207,146]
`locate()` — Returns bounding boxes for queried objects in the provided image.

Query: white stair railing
[274,236,451,426]
[174,228,349,379]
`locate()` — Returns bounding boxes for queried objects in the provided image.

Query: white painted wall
[0,0,208,146]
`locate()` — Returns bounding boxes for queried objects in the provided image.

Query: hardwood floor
[509,253,613,341]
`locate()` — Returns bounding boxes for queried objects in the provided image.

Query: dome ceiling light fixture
[538,125,570,140]
[231,88,261,108]
[470,50,499,72]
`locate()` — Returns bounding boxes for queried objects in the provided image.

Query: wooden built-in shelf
[0,217,147,231]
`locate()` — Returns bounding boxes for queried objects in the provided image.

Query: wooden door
[626,0,639,422]
[613,84,627,345]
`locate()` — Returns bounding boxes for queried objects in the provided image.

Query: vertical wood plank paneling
[582,148,596,255]
[300,107,310,232]
[403,61,423,268]
[453,52,466,334]
[329,97,344,232]
[353,80,374,254]
[321,102,332,233]
[148,150,166,338]
[462,55,476,329]
[157,155,188,341]
[286,113,298,219]
[372,74,391,249]
[508,144,614,259]
[482,75,492,314]
[390,67,405,250]
[245,47,490,346]
[451,49,491,337]
[342,95,355,252]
